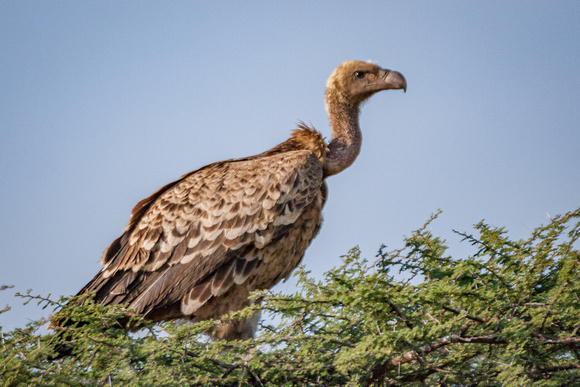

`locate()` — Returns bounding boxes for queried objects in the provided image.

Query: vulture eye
[354,71,366,79]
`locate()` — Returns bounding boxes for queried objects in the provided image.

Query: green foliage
[1,208,579,386]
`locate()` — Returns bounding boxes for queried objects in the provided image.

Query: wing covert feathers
[79,127,327,323]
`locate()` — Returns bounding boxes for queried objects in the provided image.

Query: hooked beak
[379,69,407,93]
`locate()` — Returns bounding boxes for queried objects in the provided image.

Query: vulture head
[325,60,407,109]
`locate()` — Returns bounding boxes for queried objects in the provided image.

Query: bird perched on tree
[51,60,406,340]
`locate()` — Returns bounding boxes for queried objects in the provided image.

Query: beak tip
[382,69,407,93]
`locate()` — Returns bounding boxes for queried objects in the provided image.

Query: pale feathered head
[325,60,407,109]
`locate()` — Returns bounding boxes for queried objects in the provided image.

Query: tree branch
[367,333,507,383]
[442,305,486,323]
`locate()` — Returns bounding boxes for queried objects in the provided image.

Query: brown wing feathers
[76,138,325,323]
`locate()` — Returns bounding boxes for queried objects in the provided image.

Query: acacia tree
[1,208,579,386]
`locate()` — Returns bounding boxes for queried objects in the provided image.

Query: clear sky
[1,1,579,331]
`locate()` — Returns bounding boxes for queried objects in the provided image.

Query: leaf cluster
[1,208,579,386]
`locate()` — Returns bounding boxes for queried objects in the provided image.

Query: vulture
[51,60,406,340]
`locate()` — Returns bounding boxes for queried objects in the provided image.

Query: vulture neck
[324,98,362,177]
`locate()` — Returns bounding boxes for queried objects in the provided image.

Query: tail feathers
[47,330,74,360]
[46,293,138,359]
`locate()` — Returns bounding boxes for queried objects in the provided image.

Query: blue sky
[1,1,579,330]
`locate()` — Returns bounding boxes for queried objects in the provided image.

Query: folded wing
[77,149,324,320]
